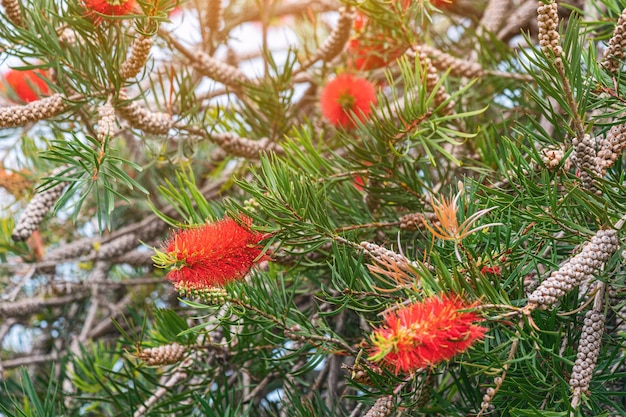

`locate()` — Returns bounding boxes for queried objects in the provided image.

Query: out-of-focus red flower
[480,265,502,275]
[320,74,377,128]
[430,0,453,8]
[347,11,407,71]
[347,37,406,71]
[1,69,51,103]
[369,294,487,373]
[82,0,136,20]
[161,216,269,294]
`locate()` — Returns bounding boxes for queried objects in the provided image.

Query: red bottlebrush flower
[480,265,502,275]
[429,0,453,8]
[369,294,487,374]
[1,69,51,103]
[320,74,377,128]
[160,216,269,294]
[82,0,136,19]
[347,37,406,71]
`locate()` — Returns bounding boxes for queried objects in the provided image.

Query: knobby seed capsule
[598,124,626,174]
[537,1,560,57]
[602,8,626,73]
[12,180,66,241]
[97,99,116,142]
[569,309,604,392]
[120,35,153,80]
[359,241,417,270]
[479,0,509,34]
[571,134,602,195]
[364,395,394,417]
[116,90,172,135]
[302,6,354,69]
[1,0,23,27]
[192,50,250,87]
[0,94,68,128]
[528,229,618,309]
[136,342,187,366]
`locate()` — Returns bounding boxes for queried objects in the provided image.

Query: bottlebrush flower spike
[369,294,486,374]
[1,69,51,103]
[154,216,269,296]
[320,74,377,128]
[82,0,136,20]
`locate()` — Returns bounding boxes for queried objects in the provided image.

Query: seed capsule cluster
[0,298,40,317]
[360,241,415,268]
[598,124,626,174]
[569,309,604,392]
[120,35,153,80]
[2,0,23,27]
[540,145,570,171]
[206,0,223,32]
[0,94,68,128]
[364,395,394,417]
[415,44,485,79]
[479,0,509,34]
[602,8,626,73]
[537,1,561,58]
[137,342,187,366]
[572,134,602,195]
[193,50,250,87]
[116,91,172,135]
[414,49,455,115]
[96,234,138,260]
[302,6,354,69]
[528,229,618,309]
[210,132,278,159]
[97,100,116,142]
[12,180,66,241]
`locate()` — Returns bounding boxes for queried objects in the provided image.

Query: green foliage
[3,0,626,416]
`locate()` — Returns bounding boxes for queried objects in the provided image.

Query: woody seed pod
[206,0,223,32]
[301,6,354,69]
[97,99,116,142]
[116,90,172,135]
[602,8,626,73]
[0,94,68,129]
[479,0,510,34]
[192,50,250,87]
[569,309,604,392]
[12,180,65,241]
[413,49,455,115]
[364,395,394,417]
[359,241,416,269]
[120,35,153,80]
[210,132,281,159]
[572,134,602,195]
[540,145,571,171]
[597,124,626,174]
[137,342,187,366]
[537,1,561,57]
[1,0,23,27]
[414,44,485,79]
[528,229,618,309]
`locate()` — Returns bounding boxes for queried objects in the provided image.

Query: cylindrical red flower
[369,294,487,374]
[82,0,136,18]
[162,216,269,294]
[1,69,51,103]
[320,74,377,128]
